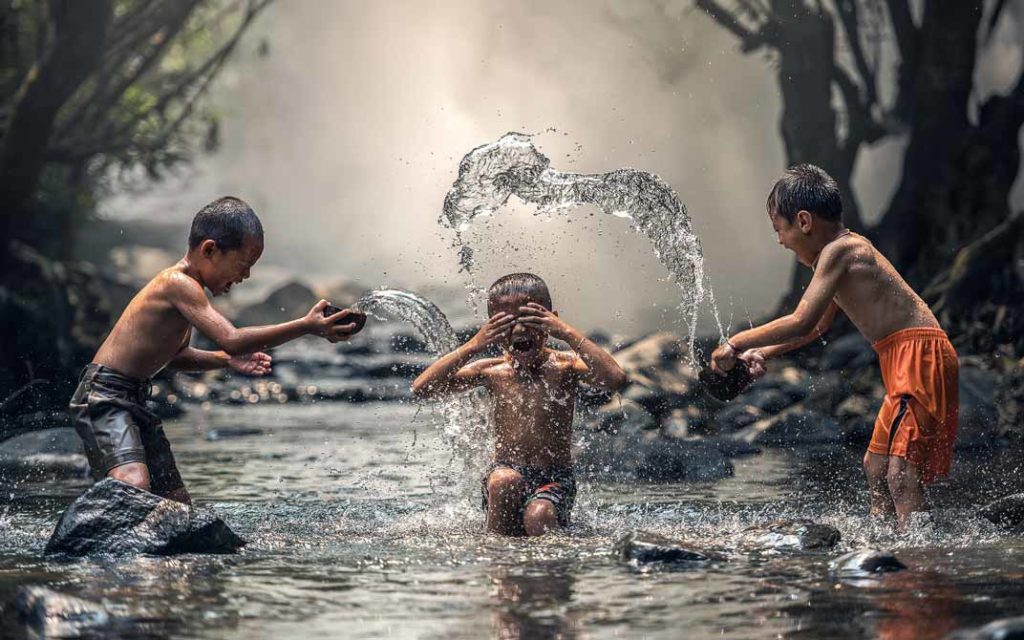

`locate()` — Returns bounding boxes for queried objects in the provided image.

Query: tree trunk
[0,0,113,253]
[870,2,984,285]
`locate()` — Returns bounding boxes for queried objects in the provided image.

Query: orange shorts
[867,328,959,484]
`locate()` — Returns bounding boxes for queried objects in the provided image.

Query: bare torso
[830,233,939,343]
[481,350,579,468]
[92,265,194,379]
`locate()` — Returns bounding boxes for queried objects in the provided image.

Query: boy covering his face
[412,273,627,536]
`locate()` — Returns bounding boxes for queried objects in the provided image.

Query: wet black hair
[487,273,552,315]
[188,196,263,251]
[766,164,842,223]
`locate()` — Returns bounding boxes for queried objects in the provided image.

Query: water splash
[441,132,723,359]
[353,289,491,469]
[353,289,460,357]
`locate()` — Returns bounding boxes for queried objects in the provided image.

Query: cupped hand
[229,352,272,376]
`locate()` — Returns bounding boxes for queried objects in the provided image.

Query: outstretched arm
[516,303,628,391]
[712,242,847,373]
[168,347,273,375]
[758,301,839,359]
[166,272,357,355]
[411,312,516,398]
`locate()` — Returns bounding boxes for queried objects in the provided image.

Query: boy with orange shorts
[711,164,959,529]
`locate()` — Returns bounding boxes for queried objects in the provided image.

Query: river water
[2,396,1022,639]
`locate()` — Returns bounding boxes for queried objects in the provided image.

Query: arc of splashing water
[353,289,491,461]
[440,132,723,361]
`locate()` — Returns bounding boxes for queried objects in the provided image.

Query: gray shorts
[69,364,184,496]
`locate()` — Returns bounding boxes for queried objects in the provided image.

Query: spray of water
[353,289,491,470]
[441,132,723,359]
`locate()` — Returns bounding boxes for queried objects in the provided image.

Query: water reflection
[488,560,581,640]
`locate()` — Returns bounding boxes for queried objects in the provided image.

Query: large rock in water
[979,493,1024,532]
[15,587,112,637]
[614,531,717,565]
[45,478,245,556]
[830,549,907,577]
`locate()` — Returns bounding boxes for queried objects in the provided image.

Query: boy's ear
[199,239,218,258]
[796,210,813,233]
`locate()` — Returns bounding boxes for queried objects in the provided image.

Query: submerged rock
[743,519,841,551]
[978,493,1024,532]
[614,531,716,565]
[947,616,1024,640]
[45,478,245,556]
[0,427,90,482]
[830,549,907,577]
[16,587,111,637]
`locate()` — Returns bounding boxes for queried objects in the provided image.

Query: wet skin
[412,293,626,535]
[91,234,361,501]
[711,208,944,529]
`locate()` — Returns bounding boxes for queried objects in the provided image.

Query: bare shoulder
[818,233,863,272]
[154,267,204,302]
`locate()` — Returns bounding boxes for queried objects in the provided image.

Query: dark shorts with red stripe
[480,462,577,527]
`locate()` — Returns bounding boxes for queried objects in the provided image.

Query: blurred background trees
[0,0,270,432]
[697,0,1024,350]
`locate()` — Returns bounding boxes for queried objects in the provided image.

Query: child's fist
[710,342,738,375]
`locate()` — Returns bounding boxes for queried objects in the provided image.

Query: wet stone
[947,616,1024,640]
[614,531,716,566]
[15,586,111,637]
[830,549,907,577]
[45,478,245,557]
[978,493,1024,532]
[743,519,841,551]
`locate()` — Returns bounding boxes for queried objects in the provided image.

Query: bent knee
[523,500,558,536]
[108,462,151,491]
[487,468,525,498]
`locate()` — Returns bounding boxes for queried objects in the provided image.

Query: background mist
[101,0,1024,336]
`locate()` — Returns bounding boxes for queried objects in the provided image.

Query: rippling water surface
[2,399,1023,639]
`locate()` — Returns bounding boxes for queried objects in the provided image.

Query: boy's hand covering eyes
[468,312,516,351]
[229,352,273,376]
[306,299,359,342]
[515,303,573,341]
